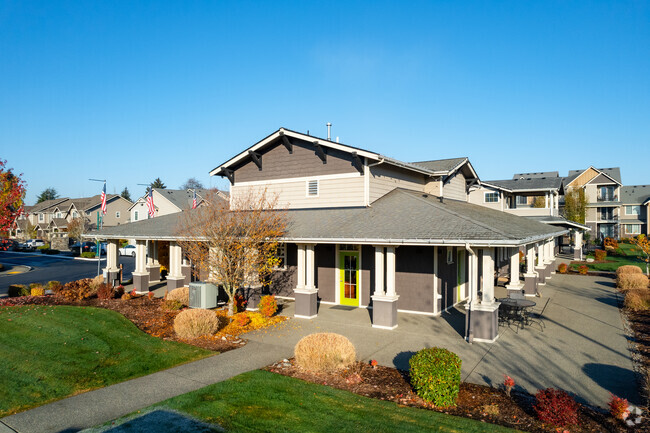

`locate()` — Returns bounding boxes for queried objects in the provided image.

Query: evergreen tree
[36,187,59,203]
[120,187,132,202]
[150,178,166,189]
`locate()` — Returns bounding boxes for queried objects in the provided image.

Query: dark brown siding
[269,243,297,297]
[437,247,457,311]
[233,140,357,183]
[361,246,374,306]
[316,244,336,302]
[395,246,434,313]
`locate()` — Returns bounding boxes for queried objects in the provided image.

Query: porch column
[294,243,317,319]
[523,244,538,296]
[546,239,556,276]
[505,247,523,291]
[467,247,500,343]
[104,239,120,286]
[166,241,185,290]
[573,230,583,260]
[146,240,160,281]
[535,242,546,285]
[181,255,192,286]
[133,239,149,294]
[372,245,399,330]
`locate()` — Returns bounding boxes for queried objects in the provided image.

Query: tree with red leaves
[0,159,27,235]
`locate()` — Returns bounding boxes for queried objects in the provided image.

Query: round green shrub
[409,347,462,407]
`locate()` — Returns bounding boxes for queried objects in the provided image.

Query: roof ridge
[394,189,513,239]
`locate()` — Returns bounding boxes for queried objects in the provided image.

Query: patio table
[497,298,536,328]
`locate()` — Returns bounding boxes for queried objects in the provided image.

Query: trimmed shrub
[534,388,579,427]
[294,333,356,373]
[162,299,183,310]
[409,347,462,407]
[604,237,619,250]
[624,289,650,312]
[29,283,42,290]
[166,287,189,305]
[81,252,95,259]
[97,283,115,300]
[90,275,104,290]
[8,284,29,297]
[578,265,589,275]
[174,308,221,339]
[616,265,643,276]
[258,295,278,317]
[594,249,607,261]
[30,287,45,296]
[57,278,94,301]
[235,312,251,327]
[617,273,649,290]
[557,263,568,274]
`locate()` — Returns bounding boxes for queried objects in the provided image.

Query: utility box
[188,282,218,309]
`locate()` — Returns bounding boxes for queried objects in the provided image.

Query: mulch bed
[265,360,633,432]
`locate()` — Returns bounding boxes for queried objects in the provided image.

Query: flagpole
[89,178,106,277]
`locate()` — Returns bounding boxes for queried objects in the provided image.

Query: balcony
[597,194,618,202]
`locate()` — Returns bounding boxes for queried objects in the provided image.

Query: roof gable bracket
[280,135,293,153]
[350,152,364,173]
[314,142,327,163]
[221,168,235,185]
[248,150,262,170]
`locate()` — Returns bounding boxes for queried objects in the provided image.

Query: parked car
[70,241,97,255]
[0,238,18,251]
[91,242,107,255]
[119,244,136,257]
[26,239,45,249]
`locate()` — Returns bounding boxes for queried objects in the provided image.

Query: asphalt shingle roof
[484,177,563,191]
[512,171,559,179]
[153,188,213,211]
[410,157,467,174]
[620,185,650,205]
[91,189,564,245]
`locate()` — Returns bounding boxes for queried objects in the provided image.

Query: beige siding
[232,175,365,209]
[368,165,424,203]
[468,186,502,210]
[585,207,598,222]
[584,184,598,203]
[568,167,599,188]
[443,171,467,201]
[424,179,441,195]
[98,198,133,226]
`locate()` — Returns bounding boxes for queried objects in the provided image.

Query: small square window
[274,244,287,270]
[307,180,319,197]
[38,214,44,222]
[484,192,499,203]
[626,205,641,215]
[625,224,641,235]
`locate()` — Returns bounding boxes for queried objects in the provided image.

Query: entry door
[339,251,360,306]
[457,249,465,302]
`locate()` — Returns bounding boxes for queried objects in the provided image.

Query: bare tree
[181,177,204,190]
[67,217,90,242]
[177,189,287,316]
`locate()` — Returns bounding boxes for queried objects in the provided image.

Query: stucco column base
[523,274,538,296]
[166,276,185,291]
[465,302,500,343]
[181,264,192,286]
[573,247,582,261]
[371,295,399,330]
[535,266,546,285]
[241,285,263,310]
[146,265,160,282]
[106,269,121,287]
[294,288,318,319]
[132,273,150,294]
[544,261,554,278]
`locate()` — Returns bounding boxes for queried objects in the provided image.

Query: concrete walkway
[1,272,638,432]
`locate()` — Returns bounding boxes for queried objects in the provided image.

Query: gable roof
[90,188,564,246]
[411,157,467,173]
[31,198,69,213]
[620,185,650,205]
[564,166,622,187]
[482,177,563,192]
[512,171,559,179]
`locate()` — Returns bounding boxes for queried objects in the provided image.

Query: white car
[26,239,46,249]
[119,244,136,257]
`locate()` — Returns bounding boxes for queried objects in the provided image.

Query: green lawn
[104,370,520,433]
[0,305,212,416]
[575,242,648,273]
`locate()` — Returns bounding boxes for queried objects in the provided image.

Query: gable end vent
[307,180,319,197]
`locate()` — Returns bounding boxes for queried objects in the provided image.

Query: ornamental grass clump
[534,388,579,427]
[294,333,356,373]
[409,347,462,407]
[617,273,649,290]
[97,283,115,300]
[258,295,278,317]
[624,289,650,312]
[57,278,94,301]
[173,308,221,339]
[617,265,643,276]
[162,299,183,310]
[166,287,189,306]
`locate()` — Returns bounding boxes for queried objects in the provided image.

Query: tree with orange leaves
[0,159,26,235]
[177,189,287,316]
[631,234,650,276]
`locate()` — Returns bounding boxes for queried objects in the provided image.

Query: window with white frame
[134,211,139,221]
[73,211,78,218]
[56,212,62,218]
[38,213,44,222]
[306,180,319,197]
[274,244,287,270]
[116,211,120,218]
[484,192,499,203]
[446,246,454,264]
[516,196,528,205]
[625,224,641,235]
[626,205,641,215]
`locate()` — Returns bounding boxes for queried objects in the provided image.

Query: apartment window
[73,211,78,218]
[134,211,139,221]
[115,211,120,218]
[306,180,319,197]
[484,192,499,203]
[516,196,528,205]
[600,208,614,220]
[38,213,44,222]
[274,244,287,270]
[56,212,62,218]
[626,205,641,215]
[599,186,616,201]
[625,224,641,235]
[446,247,454,264]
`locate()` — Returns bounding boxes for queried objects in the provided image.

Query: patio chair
[526,299,549,331]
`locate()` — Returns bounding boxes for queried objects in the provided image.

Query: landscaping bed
[264,359,633,432]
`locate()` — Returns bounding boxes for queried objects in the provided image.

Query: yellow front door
[339,251,359,306]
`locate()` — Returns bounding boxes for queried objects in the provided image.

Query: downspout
[464,243,475,343]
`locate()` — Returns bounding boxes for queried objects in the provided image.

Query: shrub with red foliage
[235,312,251,327]
[97,283,115,300]
[234,293,248,313]
[534,388,579,427]
[594,249,607,261]
[608,394,629,421]
[557,263,568,274]
[258,295,278,317]
[578,265,589,275]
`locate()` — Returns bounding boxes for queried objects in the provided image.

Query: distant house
[128,188,228,222]
[619,185,650,238]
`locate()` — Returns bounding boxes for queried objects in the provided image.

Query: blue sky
[1,1,649,205]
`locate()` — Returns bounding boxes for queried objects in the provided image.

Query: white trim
[483,191,499,203]
[234,171,362,188]
[274,295,295,301]
[364,157,370,206]
[472,334,500,343]
[433,246,439,315]
[294,314,317,319]
[397,308,435,316]
[372,323,398,330]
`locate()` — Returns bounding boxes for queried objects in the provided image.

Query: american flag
[192,190,197,209]
[100,182,107,215]
[146,188,155,218]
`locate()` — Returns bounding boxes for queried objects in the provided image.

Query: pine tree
[36,187,59,203]
[120,187,132,202]
[150,178,166,189]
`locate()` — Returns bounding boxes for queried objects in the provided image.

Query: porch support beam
[133,239,149,294]
[535,242,546,285]
[372,245,399,330]
[523,244,538,296]
[466,247,500,343]
[146,240,160,281]
[104,239,120,287]
[294,243,318,319]
[314,142,327,163]
[573,230,583,260]
[248,150,262,170]
[505,246,523,291]
[166,241,185,291]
